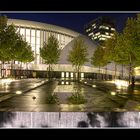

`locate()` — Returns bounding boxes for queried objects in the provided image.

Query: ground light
[111,91,116,95]
[114,79,129,89]
[16,90,22,94]
[92,85,96,87]
[0,78,17,84]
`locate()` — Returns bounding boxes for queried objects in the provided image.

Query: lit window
[36,45,40,54]
[57,34,60,41]
[99,25,109,30]
[36,38,40,45]
[99,38,106,40]
[26,36,30,43]
[36,30,40,37]
[31,30,35,37]
[110,33,114,36]
[31,36,35,44]
[20,28,25,36]
[94,25,96,29]
[31,44,35,51]
[70,72,73,78]
[111,28,115,31]
[88,32,93,36]
[26,29,30,36]
[86,28,91,32]
[92,24,95,27]
[16,28,20,33]
[81,73,84,78]
[15,61,19,64]
[61,72,65,78]
[105,32,109,35]
[101,35,111,38]
[66,72,69,78]
[95,32,100,36]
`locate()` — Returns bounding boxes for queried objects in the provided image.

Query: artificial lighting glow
[70,72,73,78]
[66,82,69,85]
[61,81,64,85]
[34,84,38,87]
[111,92,116,96]
[5,84,9,88]
[16,90,22,94]
[81,73,84,78]
[92,85,96,87]
[84,82,87,84]
[114,79,129,89]
[66,72,69,78]
[61,72,65,78]
[0,78,16,84]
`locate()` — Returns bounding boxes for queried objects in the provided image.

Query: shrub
[68,93,87,104]
[46,93,59,104]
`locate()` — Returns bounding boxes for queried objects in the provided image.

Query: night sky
[1,13,137,34]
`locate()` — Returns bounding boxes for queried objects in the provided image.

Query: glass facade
[16,26,74,65]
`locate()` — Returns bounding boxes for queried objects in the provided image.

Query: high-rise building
[84,16,116,43]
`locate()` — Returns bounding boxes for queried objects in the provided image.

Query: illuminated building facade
[84,16,116,43]
[0,19,128,79]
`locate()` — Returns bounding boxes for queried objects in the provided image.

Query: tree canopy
[40,35,60,65]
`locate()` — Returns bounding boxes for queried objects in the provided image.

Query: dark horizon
[1,13,137,34]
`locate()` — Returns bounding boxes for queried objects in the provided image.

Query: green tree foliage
[95,14,140,87]
[67,37,88,80]
[91,45,108,80]
[0,15,34,78]
[40,35,60,79]
[121,16,140,85]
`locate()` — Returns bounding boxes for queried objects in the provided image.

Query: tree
[103,32,123,80]
[0,16,18,77]
[91,45,108,80]
[67,37,88,81]
[16,41,34,77]
[101,14,140,87]
[0,15,34,78]
[40,35,60,80]
[120,16,140,86]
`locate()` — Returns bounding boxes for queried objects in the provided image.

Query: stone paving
[0,79,130,111]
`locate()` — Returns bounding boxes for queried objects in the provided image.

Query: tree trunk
[77,66,80,81]
[131,67,135,87]
[48,64,50,80]
[1,61,4,78]
[11,60,13,78]
[114,63,117,80]
[105,66,107,80]
[121,64,124,79]
[20,62,22,79]
[48,64,52,80]
[128,63,131,85]
[98,66,100,80]
[26,63,28,78]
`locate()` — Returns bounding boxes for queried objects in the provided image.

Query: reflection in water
[54,81,74,93]
[60,104,85,111]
